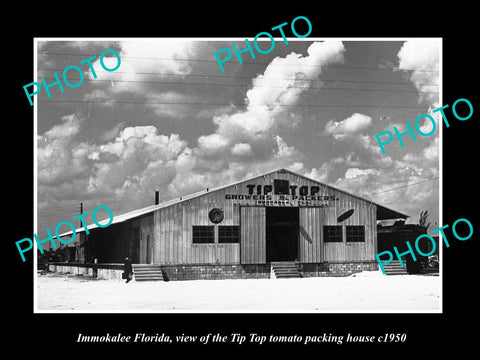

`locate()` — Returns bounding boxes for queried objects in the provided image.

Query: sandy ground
[35,270,440,312]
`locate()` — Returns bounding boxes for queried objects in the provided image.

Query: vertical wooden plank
[241,207,248,263]
[182,204,186,264]
[299,207,321,263]
[193,206,198,264]
[167,206,172,264]
[258,207,265,263]
[172,205,176,264]
[240,206,266,264]
[162,208,168,264]
[184,205,190,264]
[166,206,171,264]
[178,206,182,265]
[159,209,165,264]
[154,211,159,264]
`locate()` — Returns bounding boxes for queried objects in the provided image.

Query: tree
[419,210,431,230]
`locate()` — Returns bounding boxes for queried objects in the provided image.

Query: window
[346,225,365,242]
[274,179,290,194]
[323,225,343,243]
[192,226,214,244]
[218,226,240,244]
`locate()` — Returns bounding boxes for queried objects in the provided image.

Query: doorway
[129,227,141,264]
[146,235,151,264]
[266,207,299,262]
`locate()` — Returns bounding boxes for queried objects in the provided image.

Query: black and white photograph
[7,7,478,354]
[32,37,442,312]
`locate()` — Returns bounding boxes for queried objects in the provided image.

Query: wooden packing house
[56,168,409,281]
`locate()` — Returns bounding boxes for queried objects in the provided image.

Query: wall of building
[139,215,154,264]
[47,263,124,281]
[85,215,155,264]
[152,170,378,267]
[159,261,378,281]
[48,263,95,276]
[377,224,427,253]
[161,264,270,281]
[300,261,379,277]
[47,261,378,281]
[153,199,240,265]
[299,204,377,263]
[91,223,129,263]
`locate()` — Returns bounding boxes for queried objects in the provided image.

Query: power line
[38,204,77,210]
[37,51,439,72]
[363,177,440,198]
[37,68,439,87]
[37,99,430,109]
[38,203,81,215]
[38,76,439,95]
[38,208,78,215]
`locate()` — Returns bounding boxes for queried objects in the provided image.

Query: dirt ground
[35,270,440,312]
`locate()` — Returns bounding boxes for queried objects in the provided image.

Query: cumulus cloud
[246,40,345,109]
[37,114,93,185]
[81,40,200,112]
[197,133,230,155]
[324,113,372,140]
[198,40,345,156]
[87,126,187,195]
[304,163,331,183]
[159,39,347,192]
[86,40,197,82]
[397,39,440,106]
[37,116,191,209]
[323,123,393,170]
[231,143,253,156]
[38,40,349,215]
[332,159,438,220]
[37,40,441,235]
[423,136,440,162]
[83,89,114,104]
[344,167,381,179]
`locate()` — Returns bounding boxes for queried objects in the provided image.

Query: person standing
[123,257,133,283]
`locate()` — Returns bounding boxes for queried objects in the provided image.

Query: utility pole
[79,202,89,263]
[79,202,83,225]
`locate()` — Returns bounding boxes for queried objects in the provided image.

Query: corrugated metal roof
[57,167,408,239]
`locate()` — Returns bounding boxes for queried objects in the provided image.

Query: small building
[53,168,408,280]
[377,223,436,273]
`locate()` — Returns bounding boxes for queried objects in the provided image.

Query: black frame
[218,225,240,244]
[192,225,214,244]
[323,225,343,243]
[346,225,365,242]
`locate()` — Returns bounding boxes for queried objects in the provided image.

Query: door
[240,206,266,264]
[266,207,299,262]
[299,207,322,263]
[130,227,141,263]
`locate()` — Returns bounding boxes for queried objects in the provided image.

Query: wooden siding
[139,215,154,264]
[299,207,322,263]
[154,201,240,265]
[322,203,377,262]
[240,206,266,264]
[152,169,378,265]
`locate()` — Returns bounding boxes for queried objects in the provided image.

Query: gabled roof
[57,168,408,238]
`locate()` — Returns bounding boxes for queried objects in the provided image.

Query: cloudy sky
[35,38,441,236]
